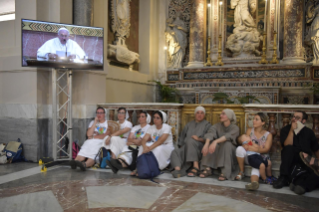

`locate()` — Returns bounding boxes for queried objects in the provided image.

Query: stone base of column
[186,61,204,68]
[281,57,306,64]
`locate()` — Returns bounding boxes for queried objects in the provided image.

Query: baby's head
[238,134,251,145]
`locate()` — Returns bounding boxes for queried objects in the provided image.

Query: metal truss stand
[51,68,73,161]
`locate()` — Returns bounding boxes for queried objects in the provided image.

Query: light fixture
[220,1,223,5]
[208,3,211,7]
[164,46,167,50]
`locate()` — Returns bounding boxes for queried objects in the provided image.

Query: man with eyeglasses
[37,27,86,60]
[273,111,319,195]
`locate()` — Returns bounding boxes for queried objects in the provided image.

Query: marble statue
[108,0,140,66]
[226,0,262,58]
[305,1,319,65]
[165,15,187,69]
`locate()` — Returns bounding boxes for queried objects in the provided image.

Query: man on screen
[37,27,86,60]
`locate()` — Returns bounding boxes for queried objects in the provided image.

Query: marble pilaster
[187,0,205,67]
[73,0,94,26]
[282,0,305,63]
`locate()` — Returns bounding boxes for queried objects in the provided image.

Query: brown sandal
[300,152,319,176]
[187,167,200,177]
[218,174,227,181]
[199,168,212,178]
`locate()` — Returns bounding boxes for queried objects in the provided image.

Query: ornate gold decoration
[258,32,268,64]
[215,35,224,66]
[269,31,279,64]
[204,36,213,66]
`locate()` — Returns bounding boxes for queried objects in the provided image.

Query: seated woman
[199,109,239,181]
[137,111,174,173]
[107,111,151,174]
[71,106,110,171]
[235,113,273,190]
[170,106,211,178]
[104,107,133,159]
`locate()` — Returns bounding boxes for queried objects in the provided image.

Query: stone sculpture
[305,1,319,65]
[226,0,262,58]
[108,0,139,66]
[165,15,187,69]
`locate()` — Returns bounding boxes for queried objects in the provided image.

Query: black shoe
[273,176,289,189]
[69,160,76,169]
[289,183,305,195]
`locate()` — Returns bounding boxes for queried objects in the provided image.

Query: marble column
[187,0,205,67]
[73,0,94,26]
[282,0,305,63]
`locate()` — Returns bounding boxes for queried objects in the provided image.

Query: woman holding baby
[235,112,275,190]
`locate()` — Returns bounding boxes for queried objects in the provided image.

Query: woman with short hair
[170,106,211,178]
[199,109,240,181]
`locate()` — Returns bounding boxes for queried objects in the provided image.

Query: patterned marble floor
[0,162,318,212]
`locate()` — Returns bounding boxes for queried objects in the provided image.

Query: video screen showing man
[37,27,86,60]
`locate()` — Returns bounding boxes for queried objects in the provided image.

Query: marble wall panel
[0,119,38,162]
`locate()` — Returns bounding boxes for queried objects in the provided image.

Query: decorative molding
[183,69,305,80]
[22,20,103,37]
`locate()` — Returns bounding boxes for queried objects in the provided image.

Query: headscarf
[194,106,206,114]
[223,109,236,124]
[146,113,151,124]
[126,110,129,120]
[159,110,167,123]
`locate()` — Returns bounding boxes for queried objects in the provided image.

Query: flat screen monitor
[22,19,104,70]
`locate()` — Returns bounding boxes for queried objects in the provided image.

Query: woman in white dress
[104,107,133,159]
[71,107,110,171]
[107,111,151,174]
[137,111,175,172]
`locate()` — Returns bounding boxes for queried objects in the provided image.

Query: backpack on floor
[136,152,160,180]
[72,141,80,159]
[4,138,25,163]
[96,147,111,168]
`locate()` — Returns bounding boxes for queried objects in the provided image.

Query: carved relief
[108,0,139,65]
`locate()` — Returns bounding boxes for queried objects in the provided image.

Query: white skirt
[77,138,105,159]
[138,142,174,170]
[109,136,127,157]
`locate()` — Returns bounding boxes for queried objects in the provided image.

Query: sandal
[199,168,212,178]
[235,171,245,181]
[130,169,137,176]
[218,174,227,181]
[299,152,319,176]
[75,160,86,171]
[187,167,200,177]
[172,169,181,178]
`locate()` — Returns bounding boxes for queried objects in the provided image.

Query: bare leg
[118,158,127,168]
[174,166,181,171]
[259,163,266,180]
[111,152,116,159]
[236,157,245,180]
[266,160,272,177]
[75,155,86,162]
[85,158,95,168]
[251,175,259,182]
